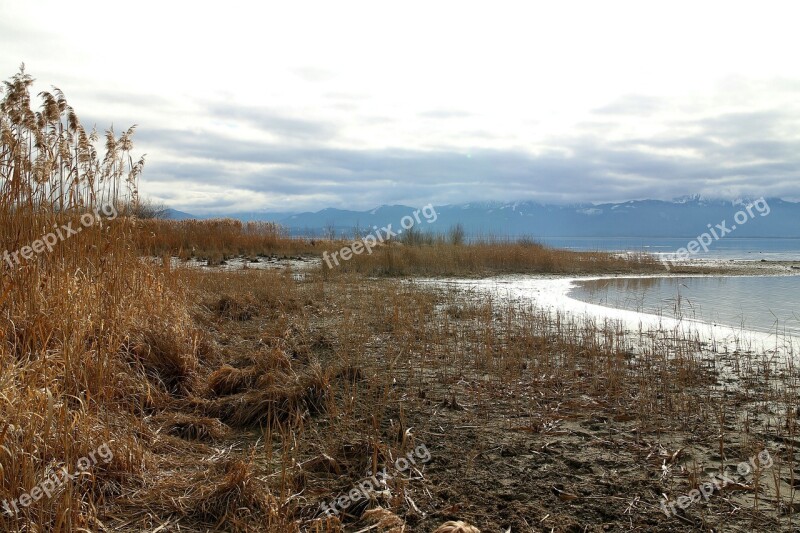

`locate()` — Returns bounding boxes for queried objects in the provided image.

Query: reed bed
[134,218,325,260]
[329,240,665,276]
[162,268,799,531]
[2,66,798,532]
[0,66,205,531]
[134,218,667,276]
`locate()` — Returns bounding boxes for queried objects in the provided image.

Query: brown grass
[130,212,667,277]
[155,413,230,442]
[2,66,797,532]
[326,239,666,276]
[134,217,324,259]
[0,66,201,531]
[433,521,481,533]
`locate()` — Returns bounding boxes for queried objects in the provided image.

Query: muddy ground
[112,264,800,533]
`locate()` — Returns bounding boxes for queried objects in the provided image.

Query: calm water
[538,237,800,261]
[569,276,800,337]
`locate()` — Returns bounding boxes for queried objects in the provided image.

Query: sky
[2,1,799,215]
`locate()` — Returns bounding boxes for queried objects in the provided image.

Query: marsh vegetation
[2,67,799,532]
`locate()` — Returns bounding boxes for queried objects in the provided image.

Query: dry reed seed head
[362,507,405,532]
[433,521,481,533]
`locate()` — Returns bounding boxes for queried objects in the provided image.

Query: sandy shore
[665,258,800,275]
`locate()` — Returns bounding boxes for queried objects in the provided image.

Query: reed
[329,239,665,276]
[134,218,306,259]
[1,66,795,531]
[0,66,200,531]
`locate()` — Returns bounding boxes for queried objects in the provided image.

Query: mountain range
[165,197,800,239]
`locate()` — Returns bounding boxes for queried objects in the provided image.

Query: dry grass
[326,239,666,276]
[131,214,668,277]
[155,412,230,442]
[156,268,798,531]
[433,521,481,533]
[134,218,325,259]
[2,66,798,532]
[0,66,203,531]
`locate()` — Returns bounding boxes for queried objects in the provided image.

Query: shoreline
[418,262,800,357]
[662,258,800,276]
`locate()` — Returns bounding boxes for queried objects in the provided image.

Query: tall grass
[131,217,665,276]
[133,219,666,277]
[330,239,665,276]
[1,66,791,531]
[0,66,204,531]
[134,218,306,259]
[186,268,797,530]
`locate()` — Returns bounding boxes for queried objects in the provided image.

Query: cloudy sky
[3,1,799,214]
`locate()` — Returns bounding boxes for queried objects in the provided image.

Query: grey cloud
[205,103,339,141]
[130,93,800,211]
[138,134,628,204]
[693,110,794,139]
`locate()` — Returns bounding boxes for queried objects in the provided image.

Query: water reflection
[570,276,800,337]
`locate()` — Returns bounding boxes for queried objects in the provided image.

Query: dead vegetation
[80,266,793,532]
[327,239,666,277]
[137,219,668,277]
[3,66,800,533]
[134,217,322,260]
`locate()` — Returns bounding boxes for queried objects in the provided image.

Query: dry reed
[2,66,795,532]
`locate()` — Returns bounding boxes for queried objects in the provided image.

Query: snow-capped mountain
[168,198,800,239]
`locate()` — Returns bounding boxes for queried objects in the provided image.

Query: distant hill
[165,197,800,239]
[163,208,296,222]
[164,208,197,221]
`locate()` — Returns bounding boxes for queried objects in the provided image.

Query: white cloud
[2,0,799,212]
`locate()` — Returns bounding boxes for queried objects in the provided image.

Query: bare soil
[112,266,800,532]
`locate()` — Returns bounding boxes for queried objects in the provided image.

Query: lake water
[569,276,800,338]
[537,237,800,261]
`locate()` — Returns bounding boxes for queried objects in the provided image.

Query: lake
[569,276,800,338]
[536,237,800,261]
